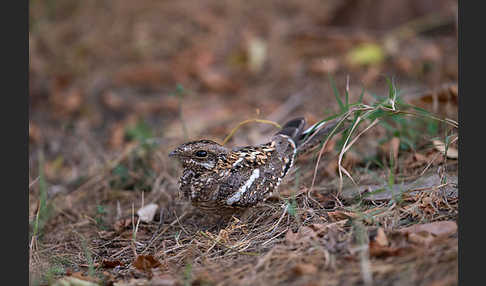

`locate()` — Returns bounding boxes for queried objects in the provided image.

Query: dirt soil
[29,1,458,285]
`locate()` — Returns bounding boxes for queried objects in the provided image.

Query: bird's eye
[194,150,208,158]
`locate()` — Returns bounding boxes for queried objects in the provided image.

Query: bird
[169,117,346,215]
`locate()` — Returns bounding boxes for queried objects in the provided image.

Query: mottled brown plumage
[169,117,345,214]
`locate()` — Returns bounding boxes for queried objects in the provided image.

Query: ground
[29,1,458,285]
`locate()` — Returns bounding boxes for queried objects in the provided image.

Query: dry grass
[29,1,458,285]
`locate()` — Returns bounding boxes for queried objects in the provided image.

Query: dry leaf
[292,263,318,275]
[114,218,132,233]
[432,140,458,159]
[374,228,389,247]
[133,255,161,272]
[137,203,159,223]
[369,242,404,258]
[407,231,436,245]
[399,221,457,237]
[113,63,172,87]
[368,227,404,258]
[102,259,124,268]
[328,210,357,221]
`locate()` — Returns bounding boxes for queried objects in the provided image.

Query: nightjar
[169,117,345,214]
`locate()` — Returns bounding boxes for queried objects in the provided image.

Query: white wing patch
[232,157,244,167]
[302,120,326,135]
[226,168,260,205]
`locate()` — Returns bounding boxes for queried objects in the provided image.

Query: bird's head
[169,139,228,171]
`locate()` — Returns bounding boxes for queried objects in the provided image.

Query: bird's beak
[169,149,179,158]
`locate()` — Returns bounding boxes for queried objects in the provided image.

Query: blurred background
[29,1,458,283]
[29,0,458,144]
[29,0,458,195]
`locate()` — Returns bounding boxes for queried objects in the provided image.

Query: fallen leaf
[328,210,357,221]
[292,263,318,276]
[369,242,404,258]
[137,203,159,223]
[113,63,172,88]
[114,218,132,233]
[133,255,161,272]
[368,227,404,258]
[102,259,124,268]
[399,221,457,237]
[432,140,458,159]
[399,221,457,245]
[373,228,389,247]
[407,231,436,245]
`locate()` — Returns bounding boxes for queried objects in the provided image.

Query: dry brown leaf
[292,263,318,276]
[399,221,457,237]
[407,231,436,245]
[133,255,161,272]
[102,259,124,268]
[114,218,132,233]
[328,210,357,221]
[374,228,389,247]
[369,242,404,258]
[368,227,405,258]
[113,63,173,87]
[432,140,458,159]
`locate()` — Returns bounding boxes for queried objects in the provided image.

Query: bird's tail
[276,116,349,154]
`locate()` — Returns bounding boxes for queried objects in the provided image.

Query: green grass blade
[329,74,345,112]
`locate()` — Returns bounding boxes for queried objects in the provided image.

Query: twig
[261,228,288,246]
[222,119,281,145]
[269,204,288,235]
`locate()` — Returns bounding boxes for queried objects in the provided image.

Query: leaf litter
[29,1,458,285]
